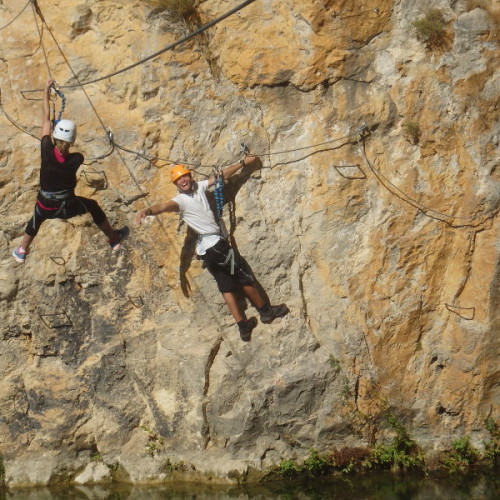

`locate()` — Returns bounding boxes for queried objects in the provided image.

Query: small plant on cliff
[275,449,334,478]
[149,0,196,19]
[141,424,166,457]
[328,355,341,373]
[483,418,500,466]
[276,459,301,479]
[412,9,448,49]
[90,452,103,462]
[440,436,478,473]
[403,121,421,145]
[365,414,424,470]
[302,449,335,476]
[162,458,190,474]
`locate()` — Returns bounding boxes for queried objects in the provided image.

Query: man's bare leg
[222,291,244,322]
[242,284,266,309]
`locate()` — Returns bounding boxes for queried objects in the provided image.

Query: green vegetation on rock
[413,9,448,49]
[148,0,196,18]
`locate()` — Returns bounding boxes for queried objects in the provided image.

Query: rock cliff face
[0,0,499,487]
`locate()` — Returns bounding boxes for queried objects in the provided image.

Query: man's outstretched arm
[135,200,179,225]
[207,155,260,187]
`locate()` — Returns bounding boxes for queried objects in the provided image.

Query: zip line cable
[0,0,31,31]
[30,0,120,164]
[2,79,357,170]
[0,4,114,163]
[30,3,108,134]
[21,0,257,96]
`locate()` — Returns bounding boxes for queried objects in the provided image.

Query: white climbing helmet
[53,119,76,143]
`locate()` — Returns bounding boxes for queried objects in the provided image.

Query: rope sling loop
[213,166,225,219]
[210,165,235,273]
[213,141,250,222]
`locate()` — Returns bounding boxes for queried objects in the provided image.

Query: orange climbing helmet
[170,164,191,183]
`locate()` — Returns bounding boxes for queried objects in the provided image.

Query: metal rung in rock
[81,170,108,190]
[128,296,144,308]
[39,312,73,329]
[445,304,475,321]
[334,164,366,179]
[50,256,66,266]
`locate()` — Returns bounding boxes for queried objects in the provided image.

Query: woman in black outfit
[12,79,128,263]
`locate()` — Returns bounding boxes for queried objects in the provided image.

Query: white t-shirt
[172,179,221,255]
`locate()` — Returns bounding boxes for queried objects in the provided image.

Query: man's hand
[134,208,151,225]
[134,201,179,223]
[45,79,55,95]
[241,154,259,167]
[215,154,261,185]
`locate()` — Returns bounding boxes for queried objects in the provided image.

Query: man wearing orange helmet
[135,156,288,341]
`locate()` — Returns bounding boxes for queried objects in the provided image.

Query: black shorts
[25,193,107,237]
[202,239,255,293]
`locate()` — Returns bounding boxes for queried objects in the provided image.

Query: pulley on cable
[49,81,66,126]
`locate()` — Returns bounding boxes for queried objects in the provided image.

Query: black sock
[238,319,249,330]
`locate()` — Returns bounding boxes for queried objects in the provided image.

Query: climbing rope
[213,167,225,219]
[21,0,258,95]
[8,0,358,172]
[0,88,114,162]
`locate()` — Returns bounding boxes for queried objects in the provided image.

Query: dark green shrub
[302,449,334,476]
[275,449,334,478]
[440,436,478,472]
[412,9,448,49]
[276,459,301,479]
[483,418,500,466]
[365,414,424,470]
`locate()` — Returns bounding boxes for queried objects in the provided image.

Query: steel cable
[0,0,31,31]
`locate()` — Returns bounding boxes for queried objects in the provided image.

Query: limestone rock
[0,0,499,487]
[74,462,112,485]
[0,264,19,302]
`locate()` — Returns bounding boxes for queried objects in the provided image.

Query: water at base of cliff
[1,471,499,499]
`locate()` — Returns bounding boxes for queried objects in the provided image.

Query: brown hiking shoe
[239,317,257,342]
[260,304,289,324]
